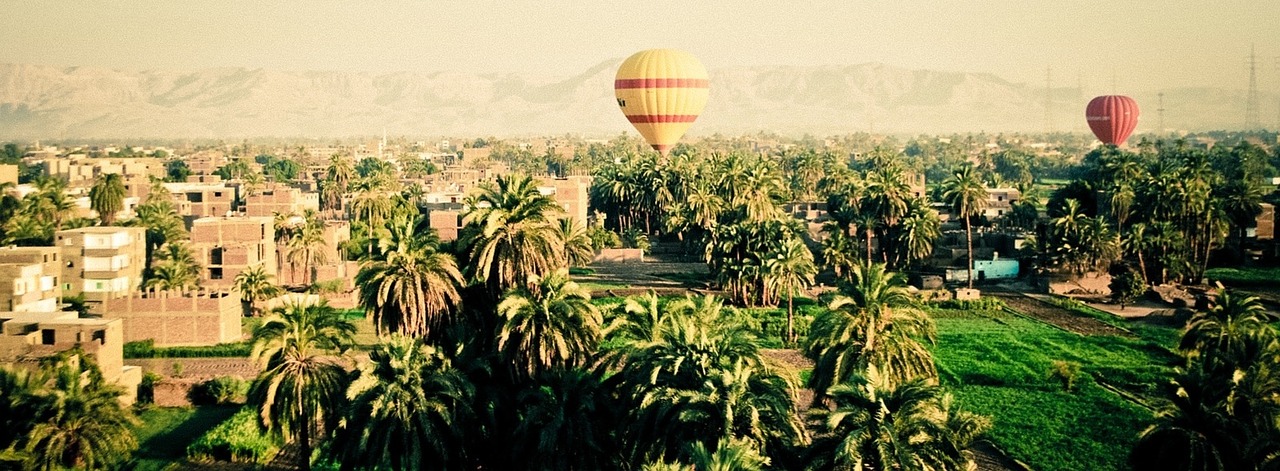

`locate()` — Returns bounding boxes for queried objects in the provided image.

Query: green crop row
[186,407,280,464]
[124,340,252,359]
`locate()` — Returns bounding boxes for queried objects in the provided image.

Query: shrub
[137,372,163,404]
[187,408,279,463]
[1048,360,1082,392]
[931,297,1006,311]
[189,376,248,406]
[124,340,252,359]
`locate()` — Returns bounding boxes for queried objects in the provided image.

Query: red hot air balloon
[1085,95,1139,145]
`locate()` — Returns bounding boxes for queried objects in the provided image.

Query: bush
[124,340,252,359]
[137,372,163,404]
[187,408,279,464]
[930,297,1006,311]
[1048,360,1082,392]
[189,376,248,406]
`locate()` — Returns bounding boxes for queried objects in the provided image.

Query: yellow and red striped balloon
[614,49,709,157]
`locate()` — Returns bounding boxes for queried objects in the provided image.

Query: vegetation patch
[932,307,1173,470]
[131,406,239,471]
[1205,267,1280,288]
[186,407,281,464]
[124,340,252,359]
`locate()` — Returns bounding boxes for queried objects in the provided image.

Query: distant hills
[0,61,1268,139]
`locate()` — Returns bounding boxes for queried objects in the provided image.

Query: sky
[1,0,1277,93]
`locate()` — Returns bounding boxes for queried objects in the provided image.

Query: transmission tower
[1246,45,1260,129]
[1158,92,1166,134]
[1044,67,1053,134]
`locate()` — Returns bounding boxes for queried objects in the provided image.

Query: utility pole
[1245,44,1260,130]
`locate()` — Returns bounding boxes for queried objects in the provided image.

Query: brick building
[536,175,592,225]
[243,185,319,217]
[190,216,277,290]
[0,311,141,404]
[163,182,236,219]
[96,289,242,347]
[56,226,147,305]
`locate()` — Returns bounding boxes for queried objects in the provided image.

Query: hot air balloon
[614,49,709,157]
[1085,95,1139,146]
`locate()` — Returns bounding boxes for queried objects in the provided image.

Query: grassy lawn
[131,406,239,471]
[931,307,1177,471]
[1206,267,1280,288]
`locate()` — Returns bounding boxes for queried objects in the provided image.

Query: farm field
[930,304,1180,471]
[130,406,239,470]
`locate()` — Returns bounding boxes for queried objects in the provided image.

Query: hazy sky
[2,1,1277,93]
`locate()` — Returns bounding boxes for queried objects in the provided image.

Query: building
[536,175,592,225]
[190,216,277,290]
[163,182,236,219]
[428,209,464,241]
[43,156,166,186]
[0,246,62,312]
[0,310,141,404]
[0,164,17,186]
[97,289,241,347]
[243,185,319,217]
[982,188,1022,219]
[56,227,147,305]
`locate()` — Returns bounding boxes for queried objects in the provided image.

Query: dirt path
[987,291,1132,337]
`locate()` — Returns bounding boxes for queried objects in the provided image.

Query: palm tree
[356,215,463,338]
[248,300,356,471]
[350,185,393,254]
[31,177,75,231]
[1180,290,1277,371]
[89,173,127,225]
[613,295,803,464]
[556,217,595,268]
[21,355,138,471]
[286,211,328,286]
[497,269,601,380]
[144,242,201,290]
[462,174,565,295]
[512,368,619,470]
[805,263,937,404]
[765,237,816,344]
[819,222,858,281]
[647,438,770,471]
[233,264,281,316]
[1129,364,1254,471]
[806,366,989,471]
[325,154,354,192]
[941,165,987,289]
[894,200,941,267]
[329,334,474,470]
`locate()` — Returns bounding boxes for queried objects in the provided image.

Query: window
[210,247,224,265]
[41,329,55,345]
[210,268,223,280]
[215,192,223,198]
[92,330,106,345]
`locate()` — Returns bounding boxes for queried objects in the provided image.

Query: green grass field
[130,406,239,471]
[931,307,1178,471]
[1206,267,1280,288]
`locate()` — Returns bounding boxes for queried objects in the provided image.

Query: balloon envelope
[614,49,709,156]
[1085,95,1139,145]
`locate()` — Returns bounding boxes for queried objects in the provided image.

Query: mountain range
[0,61,1268,139]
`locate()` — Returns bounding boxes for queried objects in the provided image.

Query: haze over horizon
[2,1,1277,94]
